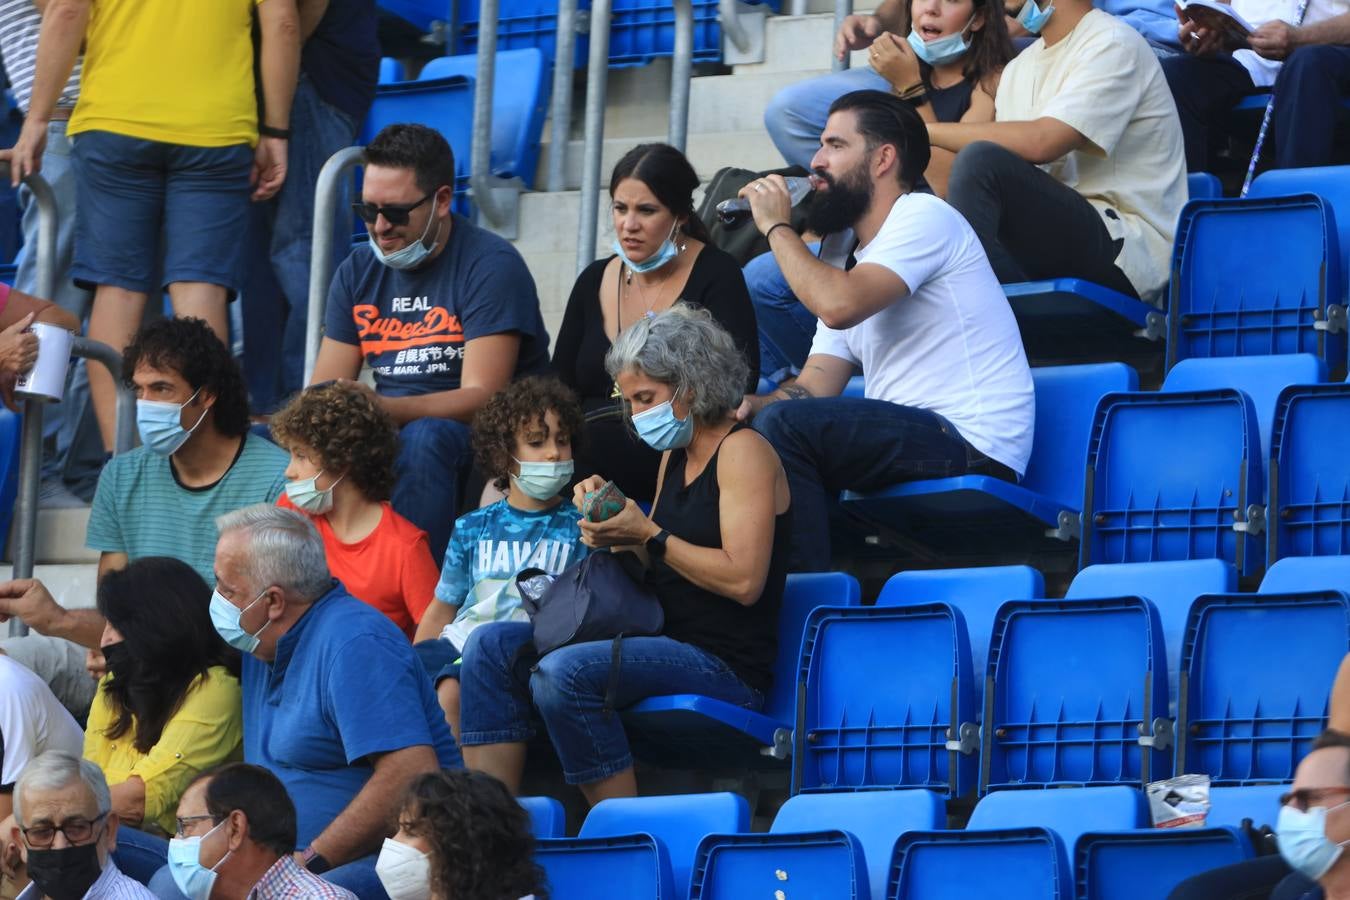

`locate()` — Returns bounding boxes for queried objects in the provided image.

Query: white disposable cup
[14,321,73,402]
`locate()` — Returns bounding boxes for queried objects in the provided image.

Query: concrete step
[5,506,97,568]
[687,68,826,134]
[733,11,873,74]
[535,128,783,192]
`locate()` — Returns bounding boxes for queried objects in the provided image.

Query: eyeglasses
[352,192,435,226]
[1280,787,1350,811]
[174,815,219,838]
[21,813,107,848]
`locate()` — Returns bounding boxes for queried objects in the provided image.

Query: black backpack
[696,165,820,266]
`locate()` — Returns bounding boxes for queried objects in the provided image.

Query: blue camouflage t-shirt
[434,499,588,651]
[324,214,551,398]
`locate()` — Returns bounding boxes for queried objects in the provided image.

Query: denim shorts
[70,130,253,295]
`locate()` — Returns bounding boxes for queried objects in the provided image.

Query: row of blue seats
[517,785,1287,899]
[843,353,1350,571]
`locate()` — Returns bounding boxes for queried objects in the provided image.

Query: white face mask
[375,837,432,900]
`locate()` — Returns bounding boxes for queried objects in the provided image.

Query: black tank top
[647,425,791,694]
[921,64,978,123]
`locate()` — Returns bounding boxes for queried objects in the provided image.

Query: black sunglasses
[352,191,435,227]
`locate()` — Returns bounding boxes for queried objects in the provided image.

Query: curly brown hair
[398,770,549,900]
[473,376,584,491]
[270,383,399,500]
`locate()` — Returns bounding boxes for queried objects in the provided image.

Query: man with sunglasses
[9,751,153,899]
[312,123,551,565]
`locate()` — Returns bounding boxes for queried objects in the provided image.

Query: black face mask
[101,641,130,675]
[26,842,103,900]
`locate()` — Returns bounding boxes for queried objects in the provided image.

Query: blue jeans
[752,398,980,571]
[458,623,762,785]
[111,825,168,885]
[413,635,463,684]
[241,76,358,413]
[744,245,820,382]
[392,417,472,566]
[764,67,890,168]
[148,853,389,900]
[1272,45,1350,169]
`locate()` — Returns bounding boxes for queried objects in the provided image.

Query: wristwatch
[646,528,670,560]
[301,847,331,874]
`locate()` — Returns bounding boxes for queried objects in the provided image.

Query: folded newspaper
[1179,0,1258,41]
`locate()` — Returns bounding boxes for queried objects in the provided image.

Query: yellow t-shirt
[83,666,244,836]
[69,0,263,147]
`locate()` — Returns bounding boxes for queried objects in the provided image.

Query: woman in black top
[458,306,791,804]
[552,143,760,503]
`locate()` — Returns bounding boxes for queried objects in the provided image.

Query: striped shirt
[16,859,156,899]
[85,433,289,585]
[0,0,81,113]
[247,856,358,900]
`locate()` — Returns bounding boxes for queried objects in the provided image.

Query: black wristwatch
[646,528,670,560]
[301,847,331,874]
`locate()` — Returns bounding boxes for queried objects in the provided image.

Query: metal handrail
[304,146,366,384]
[547,0,580,192]
[469,0,505,226]
[669,0,694,153]
[834,0,853,71]
[719,0,752,53]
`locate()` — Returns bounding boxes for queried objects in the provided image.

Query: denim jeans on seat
[764,67,891,168]
[392,416,473,566]
[458,622,762,785]
[744,244,821,382]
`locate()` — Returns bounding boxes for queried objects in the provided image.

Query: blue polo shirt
[241,583,460,845]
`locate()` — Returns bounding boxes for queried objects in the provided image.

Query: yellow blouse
[83,666,243,835]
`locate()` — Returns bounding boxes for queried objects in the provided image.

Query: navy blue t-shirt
[325,214,552,397]
[302,0,379,125]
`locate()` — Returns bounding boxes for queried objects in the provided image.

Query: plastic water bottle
[716,176,815,230]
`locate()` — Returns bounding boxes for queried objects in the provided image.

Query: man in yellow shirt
[8,0,300,456]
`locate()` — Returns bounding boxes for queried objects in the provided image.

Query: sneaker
[38,478,89,509]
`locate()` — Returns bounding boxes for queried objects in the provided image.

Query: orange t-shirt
[276,497,437,639]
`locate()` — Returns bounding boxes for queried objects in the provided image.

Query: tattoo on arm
[775,384,813,402]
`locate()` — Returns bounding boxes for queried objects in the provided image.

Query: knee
[461,623,524,677]
[743,251,789,305]
[764,81,808,132]
[950,141,1017,189]
[398,417,471,460]
[529,647,605,716]
[1278,44,1345,87]
[751,400,803,447]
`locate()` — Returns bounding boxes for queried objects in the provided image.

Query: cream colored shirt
[1232,0,1350,86]
[995,10,1188,303]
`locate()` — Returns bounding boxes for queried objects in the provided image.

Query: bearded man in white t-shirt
[736,90,1034,572]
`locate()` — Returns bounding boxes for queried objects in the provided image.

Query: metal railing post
[669,0,693,153]
[304,146,366,385]
[833,0,853,71]
[469,0,505,226]
[576,0,612,274]
[719,0,753,55]
[547,0,579,192]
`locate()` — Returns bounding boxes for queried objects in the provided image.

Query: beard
[804,163,874,236]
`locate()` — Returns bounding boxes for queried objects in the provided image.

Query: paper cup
[14,322,73,403]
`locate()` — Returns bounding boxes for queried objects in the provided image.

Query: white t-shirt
[0,654,84,789]
[808,192,1035,476]
[1231,0,1347,86]
[995,10,1188,303]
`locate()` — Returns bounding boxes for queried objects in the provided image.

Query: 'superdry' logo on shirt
[353,299,464,355]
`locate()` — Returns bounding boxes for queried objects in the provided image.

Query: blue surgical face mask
[137,387,207,456]
[631,393,694,452]
[209,587,271,654]
[1017,0,1054,33]
[613,223,682,274]
[369,205,441,271]
[167,820,227,900]
[510,458,574,501]
[1278,802,1350,881]
[907,16,975,66]
[285,470,345,516]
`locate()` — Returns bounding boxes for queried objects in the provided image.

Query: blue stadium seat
[841,363,1138,561]
[622,572,860,767]
[534,834,678,898]
[1250,167,1350,300]
[360,74,473,202]
[1075,828,1252,900]
[1066,560,1235,716]
[0,408,20,552]
[1208,784,1287,830]
[0,263,16,285]
[689,830,870,899]
[888,787,1146,900]
[842,374,865,398]
[378,57,405,84]
[1188,172,1223,200]
[1002,279,1164,366]
[982,598,1171,791]
[1167,195,1346,372]
[793,602,978,798]
[877,565,1045,687]
[1081,387,1265,577]
[575,792,749,899]
[1260,555,1350,593]
[771,791,945,900]
[519,796,565,839]
[1178,590,1350,784]
[378,0,446,32]
[417,49,550,189]
[1269,383,1350,561]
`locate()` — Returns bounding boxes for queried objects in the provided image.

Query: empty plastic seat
[534,834,677,898]
[1075,828,1251,900]
[1167,195,1346,371]
[1002,278,1165,367]
[772,791,945,900]
[1208,783,1287,829]
[1178,590,1350,783]
[622,572,860,767]
[878,565,1045,685]
[1067,560,1235,716]
[969,786,1150,850]
[0,409,20,552]
[1269,383,1350,561]
[794,602,978,798]
[690,830,870,899]
[1260,555,1350,593]
[1081,387,1265,577]
[519,795,565,839]
[378,57,405,84]
[983,598,1171,791]
[1188,172,1223,200]
[842,363,1138,561]
[360,74,473,200]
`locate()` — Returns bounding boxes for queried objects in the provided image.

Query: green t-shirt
[85,433,288,585]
